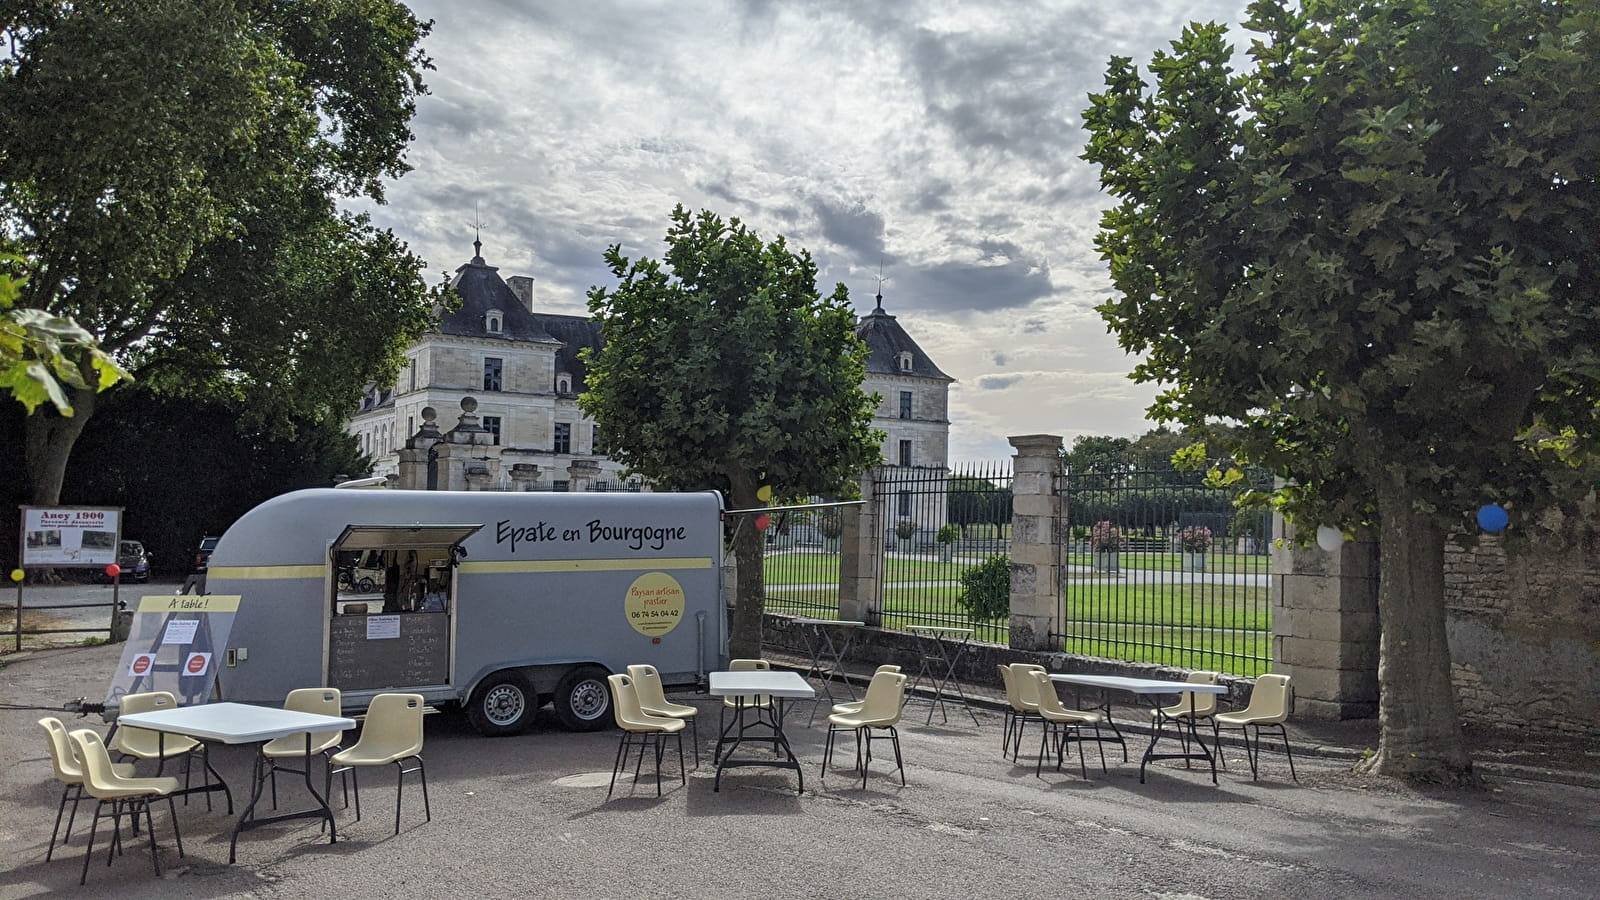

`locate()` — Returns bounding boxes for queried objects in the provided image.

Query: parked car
[97,540,151,582]
[194,535,220,572]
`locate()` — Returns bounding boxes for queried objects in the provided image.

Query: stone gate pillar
[839,469,881,624]
[1008,434,1062,651]
[1271,517,1380,719]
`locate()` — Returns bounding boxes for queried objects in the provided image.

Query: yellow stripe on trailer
[208,565,324,580]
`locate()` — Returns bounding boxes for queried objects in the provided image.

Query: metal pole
[13,576,20,653]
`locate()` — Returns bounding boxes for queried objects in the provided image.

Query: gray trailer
[204,488,727,735]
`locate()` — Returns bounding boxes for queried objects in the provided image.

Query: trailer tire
[466,671,538,736]
[554,665,612,732]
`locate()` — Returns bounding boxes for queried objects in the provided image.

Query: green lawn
[762,547,1272,676]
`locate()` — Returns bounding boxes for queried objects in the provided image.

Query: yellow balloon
[756,485,773,502]
[8,569,23,583]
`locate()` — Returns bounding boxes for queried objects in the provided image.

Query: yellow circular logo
[624,572,685,636]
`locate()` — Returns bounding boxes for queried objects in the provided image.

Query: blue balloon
[1476,504,1509,534]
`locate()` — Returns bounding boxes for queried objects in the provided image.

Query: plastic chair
[67,729,184,886]
[830,665,902,716]
[627,664,699,766]
[1005,664,1046,762]
[1029,670,1108,779]
[606,674,686,798]
[37,718,136,861]
[109,691,227,812]
[1151,671,1221,758]
[822,669,908,789]
[260,688,346,809]
[326,693,430,834]
[1215,674,1297,781]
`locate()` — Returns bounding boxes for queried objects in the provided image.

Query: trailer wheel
[466,671,537,736]
[554,665,612,732]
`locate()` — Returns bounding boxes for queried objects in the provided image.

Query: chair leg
[608,731,631,798]
[857,727,869,790]
[142,801,161,877]
[79,800,103,885]
[166,795,184,859]
[689,715,700,767]
[821,724,837,777]
[676,731,687,786]
[47,783,74,861]
[889,727,905,786]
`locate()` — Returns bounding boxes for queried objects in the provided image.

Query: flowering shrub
[1090,521,1124,552]
[1180,525,1213,553]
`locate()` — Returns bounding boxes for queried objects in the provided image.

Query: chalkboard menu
[328,612,449,691]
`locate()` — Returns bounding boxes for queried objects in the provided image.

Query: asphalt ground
[3,642,1599,900]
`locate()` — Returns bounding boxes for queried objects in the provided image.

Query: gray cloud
[978,375,1024,390]
[810,198,888,263]
[993,352,1009,366]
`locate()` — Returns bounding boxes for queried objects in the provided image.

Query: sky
[354,0,1256,463]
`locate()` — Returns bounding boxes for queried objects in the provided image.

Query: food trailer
[197,488,727,735]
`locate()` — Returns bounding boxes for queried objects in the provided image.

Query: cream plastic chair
[109,690,227,812]
[1029,670,1109,779]
[67,728,184,886]
[720,658,778,755]
[627,665,699,766]
[260,688,346,809]
[830,664,901,716]
[38,718,136,861]
[326,693,430,833]
[1005,663,1046,762]
[1215,673,1297,781]
[1152,671,1221,757]
[606,673,687,798]
[822,669,908,789]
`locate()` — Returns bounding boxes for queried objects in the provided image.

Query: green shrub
[894,519,918,540]
[936,523,961,544]
[957,555,1011,620]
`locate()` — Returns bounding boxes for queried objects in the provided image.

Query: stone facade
[347,241,631,491]
[1443,534,1600,738]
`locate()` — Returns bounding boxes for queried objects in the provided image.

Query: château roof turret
[440,240,559,344]
[856,291,952,381]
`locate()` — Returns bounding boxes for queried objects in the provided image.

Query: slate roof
[440,242,560,344]
[856,294,952,381]
[532,312,601,385]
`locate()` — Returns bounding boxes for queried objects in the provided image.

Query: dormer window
[556,373,572,394]
[485,309,503,334]
[898,351,914,373]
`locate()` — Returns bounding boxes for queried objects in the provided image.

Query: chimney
[507,275,536,311]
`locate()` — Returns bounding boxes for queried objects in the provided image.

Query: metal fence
[1055,460,1275,677]
[872,463,1014,644]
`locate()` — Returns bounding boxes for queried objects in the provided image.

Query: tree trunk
[1354,488,1479,786]
[23,381,98,505]
[726,473,765,660]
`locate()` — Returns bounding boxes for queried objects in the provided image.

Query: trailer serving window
[326,524,481,692]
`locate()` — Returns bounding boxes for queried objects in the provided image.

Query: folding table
[708,670,815,794]
[1049,673,1227,783]
[905,625,981,726]
[116,701,356,861]
[791,617,865,724]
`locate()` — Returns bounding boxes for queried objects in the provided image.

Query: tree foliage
[0,254,127,414]
[957,555,1011,622]
[1,0,439,504]
[947,475,1011,528]
[581,206,882,656]
[1083,0,1600,784]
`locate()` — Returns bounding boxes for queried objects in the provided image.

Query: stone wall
[1444,535,1600,738]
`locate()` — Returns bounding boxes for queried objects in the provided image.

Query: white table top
[709,670,816,699]
[117,702,357,744]
[1050,673,1227,696]
[793,618,866,626]
[909,625,973,635]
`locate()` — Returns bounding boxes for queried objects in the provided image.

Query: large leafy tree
[1083,0,1600,784]
[582,206,882,657]
[1,0,438,504]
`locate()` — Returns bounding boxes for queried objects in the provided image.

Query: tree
[582,206,882,658]
[1,1,438,505]
[946,475,1012,531]
[0,254,127,414]
[1083,0,1600,784]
